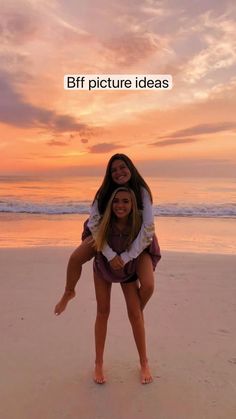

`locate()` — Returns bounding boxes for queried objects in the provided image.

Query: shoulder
[140,187,151,202]
[91,198,99,211]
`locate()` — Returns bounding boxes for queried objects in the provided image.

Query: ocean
[1,176,235,218]
[0,176,236,253]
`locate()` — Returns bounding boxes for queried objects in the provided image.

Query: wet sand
[0,247,235,419]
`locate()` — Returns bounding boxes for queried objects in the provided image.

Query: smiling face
[112,190,132,219]
[110,159,131,185]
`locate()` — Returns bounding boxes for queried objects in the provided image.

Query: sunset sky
[0,0,236,177]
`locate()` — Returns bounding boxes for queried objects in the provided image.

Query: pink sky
[0,0,236,177]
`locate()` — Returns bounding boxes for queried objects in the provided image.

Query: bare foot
[140,363,153,384]
[94,364,106,384]
[54,290,75,315]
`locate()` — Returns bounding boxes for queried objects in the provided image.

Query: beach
[1,0,236,415]
[1,175,236,418]
[1,246,236,419]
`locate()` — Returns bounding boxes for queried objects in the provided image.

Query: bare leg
[93,273,112,384]
[136,252,155,311]
[121,281,153,384]
[54,236,96,315]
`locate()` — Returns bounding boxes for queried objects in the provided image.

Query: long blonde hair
[95,187,142,251]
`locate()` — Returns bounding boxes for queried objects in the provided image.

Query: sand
[0,247,236,419]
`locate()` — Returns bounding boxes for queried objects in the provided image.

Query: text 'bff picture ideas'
[64,74,173,90]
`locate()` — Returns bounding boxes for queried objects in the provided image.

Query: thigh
[71,236,96,263]
[136,251,154,287]
[94,273,112,312]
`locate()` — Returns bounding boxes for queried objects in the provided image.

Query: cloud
[81,138,89,143]
[177,11,236,84]
[160,121,236,139]
[0,71,90,133]
[88,143,124,153]
[0,6,41,45]
[104,32,159,66]
[140,5,171,18]
[136,157,236,178]
[150,138,198,147]
[47,140,68,146]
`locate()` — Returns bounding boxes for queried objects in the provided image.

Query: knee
[69,246,88,266]
[68,252,81,269]
[140,280,154,296]
[146,282,154,295]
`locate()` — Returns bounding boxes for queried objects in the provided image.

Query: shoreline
[0,245,235,257]
[1,213,236,254]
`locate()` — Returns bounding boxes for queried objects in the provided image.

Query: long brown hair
[95,187,142,251]
[94,154,152,214]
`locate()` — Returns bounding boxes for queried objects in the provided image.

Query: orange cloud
[159,122,236,139]
[88,143,125,153]
[0,71,90,133]
[47,140,68,146]
[150,138,198,147]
